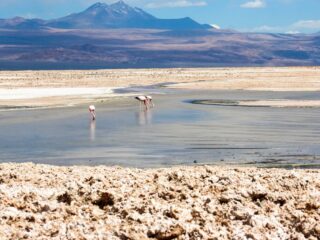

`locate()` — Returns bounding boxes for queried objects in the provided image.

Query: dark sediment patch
[0,105,52,111]
[188,99,271,107]
[188,99,240,106]
[245,159,286,165]
[188,147,268,150]
[113,82,176,94]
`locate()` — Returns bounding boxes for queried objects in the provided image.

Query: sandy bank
[0,88,113,100]
[0,87,119,108]
[241,100,320,108]
[192,99,320,108]
[0,163,319,239]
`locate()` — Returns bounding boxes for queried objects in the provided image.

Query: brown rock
[92,192,115,209]
[57,192,72,205]
[148,225,185,240]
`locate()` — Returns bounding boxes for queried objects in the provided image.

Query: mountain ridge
[0,1,211,30]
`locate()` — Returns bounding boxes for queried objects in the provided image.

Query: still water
[1,90,320,168]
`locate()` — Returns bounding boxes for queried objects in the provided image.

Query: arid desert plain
[1,66,320,108]
[0,67,320,239]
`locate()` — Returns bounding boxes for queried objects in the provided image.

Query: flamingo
[146,95,154,108]
[135,96,148,109]
[89,105,96,120]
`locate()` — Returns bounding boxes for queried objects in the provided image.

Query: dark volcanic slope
[0,29,319,70]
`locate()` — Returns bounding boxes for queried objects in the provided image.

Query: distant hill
[0,17,46,30]
[0,28,319,70]
[0,1,211,30]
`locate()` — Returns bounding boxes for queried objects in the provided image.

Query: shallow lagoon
[1,90,320,168]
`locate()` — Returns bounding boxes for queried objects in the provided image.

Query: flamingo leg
[89,110,96,121]
[144,100,148,110]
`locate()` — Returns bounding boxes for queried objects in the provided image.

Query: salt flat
[1,66,320,108]
[0,163,319,239]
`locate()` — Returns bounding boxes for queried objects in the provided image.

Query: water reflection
[136,109,153,126]
[90,120,96,141]
[3,90,320,168]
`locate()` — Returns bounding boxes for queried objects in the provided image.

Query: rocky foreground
[0,163,319,239]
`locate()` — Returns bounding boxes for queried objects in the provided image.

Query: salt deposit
[0,163,319,239]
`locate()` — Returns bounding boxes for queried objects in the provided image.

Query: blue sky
[0,0,320,33]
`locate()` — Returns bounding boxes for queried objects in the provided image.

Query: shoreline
[0,162,319,239]
[191,99,320,108]
[0,87,114,100]
[0,87,128,109]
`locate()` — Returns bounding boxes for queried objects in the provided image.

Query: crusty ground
[1,66,320,108]
[0,163,319,239]
[1,67,320,90]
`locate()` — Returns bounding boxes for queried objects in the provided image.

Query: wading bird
[89,105,96,120]
[135,96,148,109]
[146,95,154,108]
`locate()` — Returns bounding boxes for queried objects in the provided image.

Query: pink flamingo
[89,105,96,120]
[135,96,148,109]
[146,95,154,108]
[135,95,154,109]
